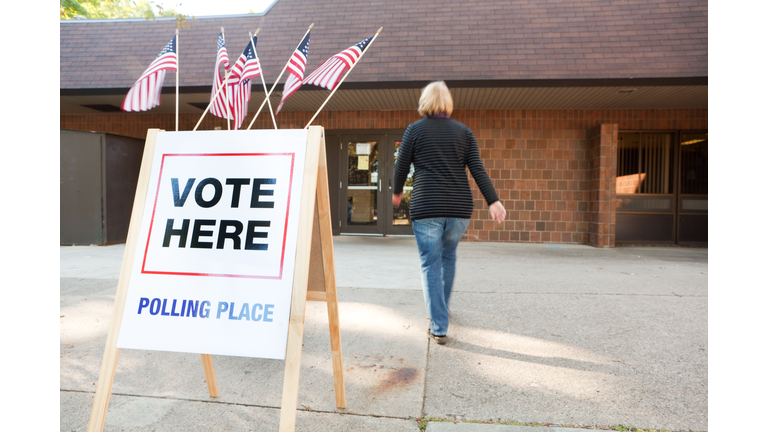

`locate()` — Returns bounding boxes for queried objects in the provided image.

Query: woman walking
[392,81,506,345]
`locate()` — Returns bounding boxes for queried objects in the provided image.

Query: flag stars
[355,37,371,51]
[158,36,177,57]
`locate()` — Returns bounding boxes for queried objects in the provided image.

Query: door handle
[378,179,381,192]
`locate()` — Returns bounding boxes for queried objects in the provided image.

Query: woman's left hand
[489,201,506,223]
[393,192,404,208]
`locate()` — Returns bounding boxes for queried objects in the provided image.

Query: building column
[588,124,618,248]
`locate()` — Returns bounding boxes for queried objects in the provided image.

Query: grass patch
[415,416,556,430]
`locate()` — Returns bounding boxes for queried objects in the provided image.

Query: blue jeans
[412,217,470,337]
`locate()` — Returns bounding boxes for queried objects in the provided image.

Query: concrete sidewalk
[60,236,707,432]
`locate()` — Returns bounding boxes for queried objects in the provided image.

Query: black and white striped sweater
[393,117,499,220]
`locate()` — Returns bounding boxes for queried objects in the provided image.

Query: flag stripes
[287,50,307,78]
[302,57,347,91]
[231,80,252,130]
[228,37,261,85]
[276,31,311,114]
[225,36,262,129]
[122,36,177,112]
[210,32,232,120]
[276,73,301,114]
[334,45,364,68]
[301,36,372,92]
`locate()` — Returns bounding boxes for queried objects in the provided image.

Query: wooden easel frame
[87,126,345,432]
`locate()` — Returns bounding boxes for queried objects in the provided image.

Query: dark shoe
[427,329,447,345]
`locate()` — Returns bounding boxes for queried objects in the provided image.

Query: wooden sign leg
[279,126,322,432]
[323,242,346,408]
[87,130,160,432]
[316,138,346,408]
[87,347,120,432]
[200,354,219,397]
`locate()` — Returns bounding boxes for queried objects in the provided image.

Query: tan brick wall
[60,108,707,246]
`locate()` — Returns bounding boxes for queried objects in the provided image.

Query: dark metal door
[60,130,104,245]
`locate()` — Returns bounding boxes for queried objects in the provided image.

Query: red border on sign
[140,153,296,279]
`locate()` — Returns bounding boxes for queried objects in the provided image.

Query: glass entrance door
[384,139,415,235]
[339,133,413,236]
[343,137,383,234]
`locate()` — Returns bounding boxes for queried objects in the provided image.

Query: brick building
[60,0,708,247]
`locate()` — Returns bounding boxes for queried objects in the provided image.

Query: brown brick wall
[60,108,707,246]
[464,126,591,244]
[587,124,618,248]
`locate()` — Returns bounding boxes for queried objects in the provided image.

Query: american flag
[228,36,262,86]
[302,35,372,91]
[122,35,177,112]
[275,31,311,115]
[228,37,261,129]
[230,79,253,130]
[209,32,233,120]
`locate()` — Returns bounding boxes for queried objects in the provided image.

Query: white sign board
[355,143,370,155]
[116,130,308,359]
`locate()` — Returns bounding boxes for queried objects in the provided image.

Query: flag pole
[304,27,383,129]
[175,28,179,131]
[194,66,237,131]
[193,29,261,132]
[223,28,231,130]
[249,31,278,130]
[247,23,313,130]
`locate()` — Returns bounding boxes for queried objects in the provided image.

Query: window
[617,133,674,194]
[679,132,708,195]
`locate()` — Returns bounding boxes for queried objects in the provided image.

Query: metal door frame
[340,133,386,235]
[328,129,411,236]
[382,133,415,236]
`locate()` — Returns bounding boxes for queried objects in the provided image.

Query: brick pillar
[587,124,618,248]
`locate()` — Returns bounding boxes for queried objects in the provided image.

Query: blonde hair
[418,81,453,117]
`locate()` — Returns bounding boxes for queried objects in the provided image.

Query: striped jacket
[393,117,499,220]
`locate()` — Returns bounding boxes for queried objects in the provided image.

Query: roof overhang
[60,77,707,115]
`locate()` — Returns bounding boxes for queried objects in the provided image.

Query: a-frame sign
[87,126,345,432]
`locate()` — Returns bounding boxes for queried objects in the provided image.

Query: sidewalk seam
[60,389,417,421]
[337,287,707,298]
[420,337,431,419]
